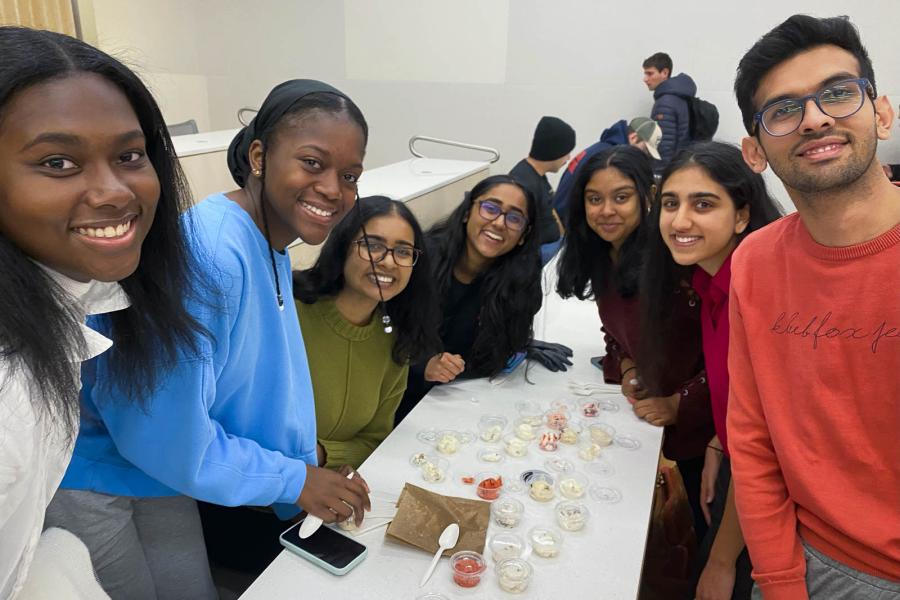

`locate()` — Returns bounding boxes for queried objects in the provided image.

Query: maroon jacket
[595,283,714,461]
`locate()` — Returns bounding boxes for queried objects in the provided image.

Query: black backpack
[687,97,719,141]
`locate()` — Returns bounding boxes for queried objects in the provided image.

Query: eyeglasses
[354,239,421,267]
[754,78,875,137]
[477,200,528,232]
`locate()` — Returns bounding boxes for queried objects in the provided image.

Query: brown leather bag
[638,461,697,600]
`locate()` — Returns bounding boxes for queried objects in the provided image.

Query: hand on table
[627,393,679,427]
[424,352,465,383]
[296,464,371,527]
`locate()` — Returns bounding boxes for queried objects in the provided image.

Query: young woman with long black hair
[395,174,570,422]
[557,145,715,542]
[640,142,782,600]
[294,196,441,468]
[47,80,372,598]
[0,26,205,598]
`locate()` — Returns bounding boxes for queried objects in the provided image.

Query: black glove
[526,339,574,372]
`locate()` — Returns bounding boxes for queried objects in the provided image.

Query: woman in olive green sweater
[293,196,441,469]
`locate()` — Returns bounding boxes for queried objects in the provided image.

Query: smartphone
[279,519,368,576]
[590,355,604,371]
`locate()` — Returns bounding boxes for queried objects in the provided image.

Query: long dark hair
[427,175,542,378]
[556,145,655,300]
[293,196,441,364]
[639,142,783,392]
[0,27,206,432]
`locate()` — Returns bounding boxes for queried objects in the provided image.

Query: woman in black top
[396,174,563,422]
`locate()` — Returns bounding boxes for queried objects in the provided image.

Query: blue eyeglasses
[753,78,875,137]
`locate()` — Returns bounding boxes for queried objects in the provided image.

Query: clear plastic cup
[435,430,463,455]
[497,558,533,593]
[491,496,525,528]
[489,532,525,563]
[477,446,505,464]
[588,422,616,447]
[516,401,543,427]
[557,471,589,499]
[537,428,561,452]
[577,439,603,461]
[475,471,503,501]
[544,408,569,431]
[478,415,508,443]
[419,455,449,483]
[559,421,582,445]
[503,434,529,458]
[450,550,486,588]
[528,526,563,558]
[513,418,537,441]
[556,500,590,531]
[528,472,555,502]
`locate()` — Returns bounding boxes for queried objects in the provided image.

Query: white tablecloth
[240,279,663,600]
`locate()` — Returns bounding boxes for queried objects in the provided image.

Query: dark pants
[198,502,289,576]
[691,457,753,599]
[677,456,709,544]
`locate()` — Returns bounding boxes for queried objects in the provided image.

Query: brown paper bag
[385,483,490,555]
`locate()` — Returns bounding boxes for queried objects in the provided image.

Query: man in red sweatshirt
[728,15,900,600]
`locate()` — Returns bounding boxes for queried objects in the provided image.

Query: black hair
[639,142,783,393]
[735,15,876,133]
[252,91,368,308]
[293,196,441,364]
[642,52,673,74]
[0,27,206,432]
[427,175,542,378]
[556,146,655,301]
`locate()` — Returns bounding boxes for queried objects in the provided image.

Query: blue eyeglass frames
[753,78,875,137]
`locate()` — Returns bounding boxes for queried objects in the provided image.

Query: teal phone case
[279,527,368,576]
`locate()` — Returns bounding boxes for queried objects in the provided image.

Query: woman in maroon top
[640,142,782,600]
[556,145,715,541]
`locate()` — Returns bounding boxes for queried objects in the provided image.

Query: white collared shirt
[0,268,128,599]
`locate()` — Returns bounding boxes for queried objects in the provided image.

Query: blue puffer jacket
[652,73,696,168]
[553,120,630,222]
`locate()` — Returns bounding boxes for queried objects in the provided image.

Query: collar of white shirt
[39,266,131,362]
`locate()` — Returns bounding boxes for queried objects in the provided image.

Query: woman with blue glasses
[395,174,571,422]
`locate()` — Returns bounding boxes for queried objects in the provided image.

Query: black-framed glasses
[753,78,875,137]
[354,239,421,267]
[478,200,528,232]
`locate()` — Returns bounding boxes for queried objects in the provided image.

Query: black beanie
[529,116,576,161]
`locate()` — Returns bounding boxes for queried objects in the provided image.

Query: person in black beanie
[509,116,576,263]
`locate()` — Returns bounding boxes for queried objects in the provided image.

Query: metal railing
[409,135,500,163]
[237,107,258,126]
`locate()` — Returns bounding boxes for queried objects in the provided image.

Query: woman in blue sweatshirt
[46,80,372,598]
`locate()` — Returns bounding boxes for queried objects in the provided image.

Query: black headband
[226,79,348,186]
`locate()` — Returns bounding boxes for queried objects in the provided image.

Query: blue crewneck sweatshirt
[61,194,316,510]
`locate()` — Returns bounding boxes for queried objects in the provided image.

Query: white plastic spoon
[419,523,460,587]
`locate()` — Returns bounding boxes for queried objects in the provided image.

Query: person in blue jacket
[554,117,661,223]
[642,52,697,169]
[45,80,372,599]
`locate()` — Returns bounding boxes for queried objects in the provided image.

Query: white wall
[90,0,900,209]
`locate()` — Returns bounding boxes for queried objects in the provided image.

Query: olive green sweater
[296,297,408,470]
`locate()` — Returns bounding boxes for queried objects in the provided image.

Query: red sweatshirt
[727,213,900,599]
